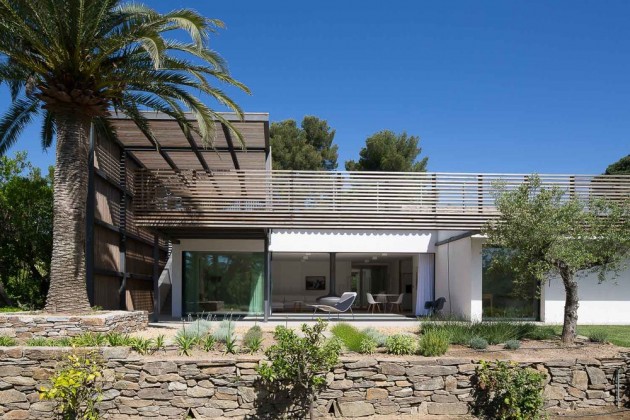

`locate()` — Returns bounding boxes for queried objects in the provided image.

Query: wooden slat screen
[133,170,630,230]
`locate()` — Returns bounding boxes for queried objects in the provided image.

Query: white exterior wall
[269,229,436,253]
[170,239,264,318]
[434,236,483,320]
[542,262,630,324]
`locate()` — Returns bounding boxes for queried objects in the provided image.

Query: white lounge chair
[308,292,357,320]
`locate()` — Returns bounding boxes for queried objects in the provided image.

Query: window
[482,247,539,320]
[183,251,264,316]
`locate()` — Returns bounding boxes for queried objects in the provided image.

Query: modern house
[89,112,630,324]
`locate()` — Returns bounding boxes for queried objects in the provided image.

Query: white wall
[434,236,483,320]
[270,229,436,253]
[543,262,630,324]
[271,259,352,301]
[170,239,264,318]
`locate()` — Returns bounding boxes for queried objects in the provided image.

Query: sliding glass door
[183,251,264,316]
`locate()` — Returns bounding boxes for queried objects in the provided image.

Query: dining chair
[366,293,382,313]
[389,293,404,313]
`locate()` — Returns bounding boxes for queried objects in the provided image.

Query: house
[88,112,630,324]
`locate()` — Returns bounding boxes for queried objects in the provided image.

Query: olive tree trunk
[560,267,579,344]
[44,116,92,313]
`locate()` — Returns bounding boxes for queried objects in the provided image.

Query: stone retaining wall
[0,311,147,339]
[0,347,628,419]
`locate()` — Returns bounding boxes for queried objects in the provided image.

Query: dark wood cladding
[92,132,168,310]
[133,169,630,231]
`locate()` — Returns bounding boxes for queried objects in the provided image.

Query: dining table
[374,294,399,311]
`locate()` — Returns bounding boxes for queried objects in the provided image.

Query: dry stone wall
[0,311,148,339]
[0,347,628,419]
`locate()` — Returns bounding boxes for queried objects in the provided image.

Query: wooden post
[86,123,95,306]
[263,231,271,322]
[152,234,160,323]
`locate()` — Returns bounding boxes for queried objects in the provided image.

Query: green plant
[257,320,341,420]
[504,340,521,350]
[154,335,166,352]
[130,337,154,355]
[470,336,489,350]
[418,329,450,356]
[176,318,214,345]
[588,330,609,343]
[331,322,369,352]
[0,335,17,346]
[358,337,377,355]
[362,327,388,347]
[175,334,196,356]
[71,332,107,347]
[91,306,103,312]
[202,335,216,352]
[212,318,236,343]
[472,360,546,420]
[0,307,23,313]
[105,332,133,347]
[525,326,557,341]
[243,325,263,346]
[385,334,416,355]
[224,333,238,355]
[39,353,104,420]
[421,319,538,345]
[26,337,62,346]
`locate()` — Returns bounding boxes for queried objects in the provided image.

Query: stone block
[571,370,588,390]
[426,402,469,415]
[544,385,567,400]
[143,361,177,376]
[407,365,458,376]
[585,366,607,385]
[413,376,444,391]
[187,386,214,398]
[345,359,377,369]
[432,394,459,403]
[366,388,388,400]
[338,401,375,417]
[380,363,406,376]
[0,390,27,403]
[330,379,353,390]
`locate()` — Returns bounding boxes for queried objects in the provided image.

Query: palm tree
[0,0,249,312]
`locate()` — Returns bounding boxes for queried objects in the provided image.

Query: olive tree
[484,175,630,344]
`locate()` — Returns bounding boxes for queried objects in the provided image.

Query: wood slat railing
[133,170,630,230]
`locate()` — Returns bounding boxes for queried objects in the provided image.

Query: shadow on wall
[246,379,311,419]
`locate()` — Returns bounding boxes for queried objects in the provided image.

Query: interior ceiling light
[372,256,378,260]
[382,253,388,257]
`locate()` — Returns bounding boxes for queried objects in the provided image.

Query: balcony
[133,170,630,231]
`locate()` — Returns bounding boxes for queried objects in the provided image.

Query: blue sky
[3,0,629,173]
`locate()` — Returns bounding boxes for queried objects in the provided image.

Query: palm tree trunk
[44,116,91,313]
[560,267,579,345]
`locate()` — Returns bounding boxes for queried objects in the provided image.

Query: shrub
[176,319,214,344]
[243,326,263,354]
[213,319,236,343]
[588,330,609,343]
[362,327,388,347]
[418,329,450,356]
[331,322,369,352]
[257,320,341,419]
[470,336,489,350]
[385,334,416,355]
[39,353,104,420]
[0,335,16,346]
[524,326,557,341]
[472,360,545,420]
[421,319,538,345]
[504,340,521,350]
[154,335,166,352]
[358,337,377,355]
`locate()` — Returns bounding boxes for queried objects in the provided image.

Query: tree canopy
[270,116,338,170]
[0,152,53,308]
[345,130,428,172]
[0,0,248,312]
[605,155,630,175]
[484,176,630,344]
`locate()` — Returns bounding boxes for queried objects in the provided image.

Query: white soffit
[269,229,436,253]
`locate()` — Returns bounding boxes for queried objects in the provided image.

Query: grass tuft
[331,323,369,353]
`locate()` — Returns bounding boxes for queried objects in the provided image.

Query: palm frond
[41,110,55,150]
[0,96,39,155]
